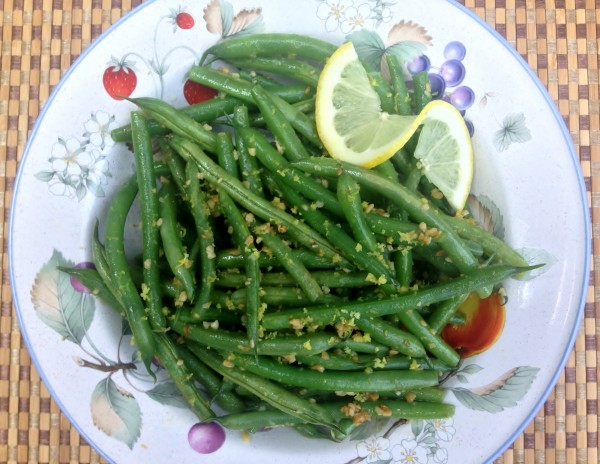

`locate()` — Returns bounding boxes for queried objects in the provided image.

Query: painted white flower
[432,447,448,464]
[50,137,88,178]
[391,439,429,464]
[316,0,347,32]
[84,110,116,150]
[85,150,110,186]
[430,418,455,442]
[47,176,76,198]
[378,5,393,23]
[356,436,392,463]
[340,3,372,33]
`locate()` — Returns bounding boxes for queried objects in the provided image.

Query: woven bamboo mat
[0,0,597,463]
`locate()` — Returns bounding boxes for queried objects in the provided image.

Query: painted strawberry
[169,7,195,30]
[102,57,137,100]
[183,79,218,105]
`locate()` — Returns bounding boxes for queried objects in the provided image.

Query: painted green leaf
[450,366,540,413]
[219,0,234,36]
[386,41,427,65]
[514,247,557,280]
[494,112,532,152]
[347,30,386,71]
[145,381,188,409]
[35,171,55,182]
[91,377,142,449]
[455,374,469,384]
[30,250,95,344]
[411,419,424,437]
[461,363,484,375]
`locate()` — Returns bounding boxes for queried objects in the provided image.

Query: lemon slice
[315,41,474,210]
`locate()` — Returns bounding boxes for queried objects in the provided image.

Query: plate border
[8,1,592,463]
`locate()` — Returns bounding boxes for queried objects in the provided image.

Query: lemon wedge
[315,41,474,210]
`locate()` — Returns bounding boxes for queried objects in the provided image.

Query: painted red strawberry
[169,7,195,30]
[176,11,195,29]
[183,79,218,105]
[103,57,137,100]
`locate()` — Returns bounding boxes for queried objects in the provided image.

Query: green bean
[130,112,166,330]
[394,250,413,287]
[228,352,440,392]
[239,127,340,213]
[272,176,398,293]
[366,65,395,114]
[229,57,320,86]
[251,85,310,161]
[103,176,156,371]
[158,182,196,301]
[216,248,338,270]
[91,222,122,308]
[293,158,480,274]
[412,71,432,113]
[336,339,390,355]
[127,97,218,151]
[337,172,378,253]
[173,342,246,413]
[168,136,342,262]
[218,399,453,433]
[261,263,535,331]
[230,286,341,308]
[411,246,460,277]
[216,270,372,288]
[232,105,264,195]
[249,98,316,128]
[184,161,217,315]
[427,294,470,334]
[445,215,529,267]
[159,139,187,192]
[188,66,321,146]
[354,317,425,358]
[238,69,281,88]
[172,322,339,356]
[200,33,337,65]
[188,343,341,432]
[154,333,215,420]
[387,54,412,116]
[258,232,323,302]
[397,309,460,367]
[214,132,261,349]
[111,96,241,143]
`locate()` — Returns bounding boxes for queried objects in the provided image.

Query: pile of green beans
[63,33,536,442]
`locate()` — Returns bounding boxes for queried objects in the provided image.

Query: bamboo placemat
[0,0,597,463]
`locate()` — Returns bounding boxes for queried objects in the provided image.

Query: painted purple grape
[70,262,95,293]
[465,119,475,137]
[188,422,226,454]
[444,41,467,61]
[439,59,466,87]
[428,73,446,99]
[407,55,431,75]
[450,86,475,110]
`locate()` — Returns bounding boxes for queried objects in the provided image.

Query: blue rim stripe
[446,1,591,463]
[8,1,592,463]
[7,1,159,463]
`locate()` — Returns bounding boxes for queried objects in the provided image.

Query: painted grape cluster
[407,40,475,136]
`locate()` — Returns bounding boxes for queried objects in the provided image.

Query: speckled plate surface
[8,1,590,463]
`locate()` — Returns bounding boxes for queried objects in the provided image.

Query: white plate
[9,1,590,463]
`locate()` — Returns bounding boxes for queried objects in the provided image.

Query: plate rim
[8,1,592,463]
[445,1,591,462]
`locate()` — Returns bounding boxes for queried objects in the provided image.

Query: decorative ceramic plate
[9,1,590,463]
